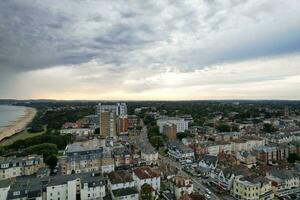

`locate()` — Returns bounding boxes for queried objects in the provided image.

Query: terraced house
[231,175,274,200]
[59,143,114,175]
[0,155,45,180]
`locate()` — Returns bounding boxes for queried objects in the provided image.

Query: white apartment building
[60,128,94,136]
[0,172,106,200]
[157,116,189,133]
[107,171,139,200]
[133,167,161,191]
[167,141,194,161]
[141,149,158,166]
[46,173,106,200]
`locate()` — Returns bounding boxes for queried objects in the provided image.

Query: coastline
[0,106,37,142]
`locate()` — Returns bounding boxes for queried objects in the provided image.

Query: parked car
[204,194,211,199]
[205,188,212,195]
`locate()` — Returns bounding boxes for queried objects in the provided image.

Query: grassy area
[0,126,47,146]
[159,147,167,156]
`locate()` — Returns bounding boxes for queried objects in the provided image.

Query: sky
[0,0,300,100]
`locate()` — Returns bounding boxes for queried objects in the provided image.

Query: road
[141,123,226,200]
[159,154,221,200]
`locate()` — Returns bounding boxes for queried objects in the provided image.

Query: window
[13,191,20,196]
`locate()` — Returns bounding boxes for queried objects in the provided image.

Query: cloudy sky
[1,0,300,100]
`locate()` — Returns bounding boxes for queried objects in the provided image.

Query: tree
[177,132,188,140]
[149,136,164,150]
[262,123,278,133]
[287,153,300,163]
[216,123,231,132]
[140,184,154,200]
[94,127,100,134]
[45,154,58,169]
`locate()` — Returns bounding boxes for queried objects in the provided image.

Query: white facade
[81,182,106,200]
[47,184,69,200]
[157,117,188,133]
[60,128,93,136]
[0,185,10,200]
[111,190,139,200]
[133,174,161,192]
[266,169,300,197]
[207,145,220,156]
[0,166,22,180]
[46,176,106,200]
[101,163,115,173]
[141,151,158,165]
[109,180,135,191]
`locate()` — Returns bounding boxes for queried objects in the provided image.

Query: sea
[0,105,26,128]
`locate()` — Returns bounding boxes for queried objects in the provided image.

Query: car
[205,188,212,194]
[204,194,211,199]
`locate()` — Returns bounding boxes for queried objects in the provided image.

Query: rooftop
[133,167,160,179]
[107,171,134,184]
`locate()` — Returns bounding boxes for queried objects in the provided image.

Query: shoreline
[0,106,37,142]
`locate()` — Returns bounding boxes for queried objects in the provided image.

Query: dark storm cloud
[0,0,300,74]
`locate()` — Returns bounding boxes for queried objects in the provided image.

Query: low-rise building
[236,151,256,168]
[107,171,139,200]
[133,167,161,191]
[266,168,300,197]
[59,143,114,175]
[0,155,45,180]
[0,172,106,200]
[157,116,189,133]
[167,141,194,162]
[140,148,158,166]
[113,144,133,169]
[231,175,274,200]
[172,176,193,199]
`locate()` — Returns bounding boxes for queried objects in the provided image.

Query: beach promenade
[0,107,37,142]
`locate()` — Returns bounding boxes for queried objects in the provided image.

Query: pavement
[159,154,222,200]
[141,123,232,200]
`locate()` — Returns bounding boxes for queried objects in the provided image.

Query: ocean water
[0,105,26,127]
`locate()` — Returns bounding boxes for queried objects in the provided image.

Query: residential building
[0,172,106,200]
[236,151,257,168]
[172,176,193,199]
[59,143,114,175]
[118,116,129,135]
[157,116,189,133]
[167,141,194,162]
[133,167,161,191]
[107,171,139,200]
[231,175,274,200]
[0,155,45,180]
[60,128,94,136]
[128,115,138,129]
[97,103,128,137]
[197,155,218,177]
[140,148,158,166]
[113,144,133,169]
[163,123,177,141]
[266,168,300,197]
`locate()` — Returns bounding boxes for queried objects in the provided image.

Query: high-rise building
[163,123,177,141]
[97,103,128,137]
[116,103,127,116]
[118,116,129,135]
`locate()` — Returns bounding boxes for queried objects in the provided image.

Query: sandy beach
[0,107,37,142]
